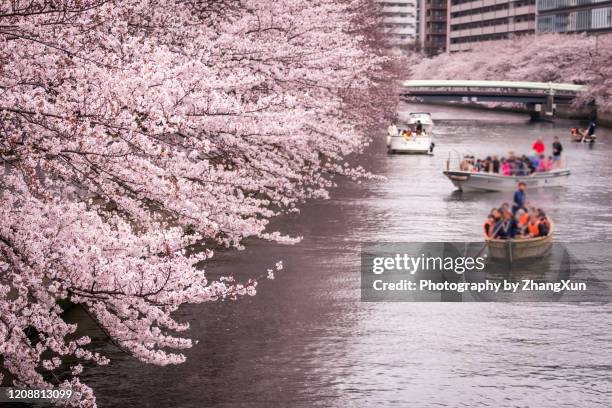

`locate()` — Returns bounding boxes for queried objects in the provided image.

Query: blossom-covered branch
[0,0,396,405]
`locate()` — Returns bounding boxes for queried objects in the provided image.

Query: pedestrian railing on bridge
[403,80,585,94]
[401,80,586,119]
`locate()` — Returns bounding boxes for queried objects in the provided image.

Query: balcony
[512,5,536,17]
[427,27,448,34]
[382,25,417,35]
[450,0,512,13]
[512,20,535,31]
[381,5,416,14]
[383,16,417,24]
[426,0,447,9]
[426,14,448,22]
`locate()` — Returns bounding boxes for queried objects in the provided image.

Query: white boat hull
[388,135,433,154]
[444,170,571,191]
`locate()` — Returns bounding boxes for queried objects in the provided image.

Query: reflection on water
[80,104,612,407]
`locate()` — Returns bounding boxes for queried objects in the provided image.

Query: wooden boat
[443,169,571,191]
[486,218,554,262]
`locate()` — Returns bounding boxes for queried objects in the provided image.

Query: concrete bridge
[402,80,586,119]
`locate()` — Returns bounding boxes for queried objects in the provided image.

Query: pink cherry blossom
[409,33,612,111]
[0,0,397,405]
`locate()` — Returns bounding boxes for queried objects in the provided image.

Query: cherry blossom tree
[408,33,612,111]
[0,0,396,405]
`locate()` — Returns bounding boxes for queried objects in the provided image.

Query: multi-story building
[419,0,449,54]
[537,0,612,33]
[447,0,537,52]
[377,0,419,48]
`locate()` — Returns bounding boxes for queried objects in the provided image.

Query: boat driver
[416,120,423,134]
[512,182,527,215]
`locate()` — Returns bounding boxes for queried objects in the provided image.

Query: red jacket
[532,140,545,154]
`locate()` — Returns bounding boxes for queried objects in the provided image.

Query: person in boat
[526,215,540,238]
[507,159,515,176]
[494,211,517,239]
[499,202,510,215]
[491,208,502,223]
[570,128,579,139]
[524,156,535,175]
[586,120,596,138]
[538,215,550,236]
[402,129,412,140]
[501,158,511,176]
[576,120,597,142]
[460,155,469,171]
[518,160,524,176]
[529,159,535,174]
[485,156,493,173]
[511,157,521,176]
[516,208,530,236]
[415,120,423,134]
[485,207,503,237]
[532,136,545,156]
[492,155,500,173]
[512,182,526,215]
[536,154,548,172]
[528,154,539,172]
[507,152,516,174]
[552,136,563,168]
[484,214,496,238]
[545,156,553,172]
[387,124,399,137]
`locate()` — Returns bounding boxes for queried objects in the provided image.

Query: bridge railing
[403,80,585,94]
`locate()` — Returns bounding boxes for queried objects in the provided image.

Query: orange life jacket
[528,221,539,237]
[518,213,529,226]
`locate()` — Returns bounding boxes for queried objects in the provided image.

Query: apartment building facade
[537,0,612,33]
[376,0,419,47]
[419,0,449,54]
[447,0,537,52]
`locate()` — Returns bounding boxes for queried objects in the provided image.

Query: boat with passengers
[386,112,435,155]
[484,204,554,262]
[486,218,554,262]
[570,127,596,144]
[443,152,571,192]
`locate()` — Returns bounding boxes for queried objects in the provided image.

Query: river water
[78,104,612,407]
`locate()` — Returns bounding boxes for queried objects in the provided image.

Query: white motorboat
[386,112,435,155]
[443,169,571,192]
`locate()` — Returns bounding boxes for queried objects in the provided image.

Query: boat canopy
[408,112,433,124]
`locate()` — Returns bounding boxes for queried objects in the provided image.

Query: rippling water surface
[80,104,612,407]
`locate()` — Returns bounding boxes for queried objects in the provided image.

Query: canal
[78,104,612,407]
